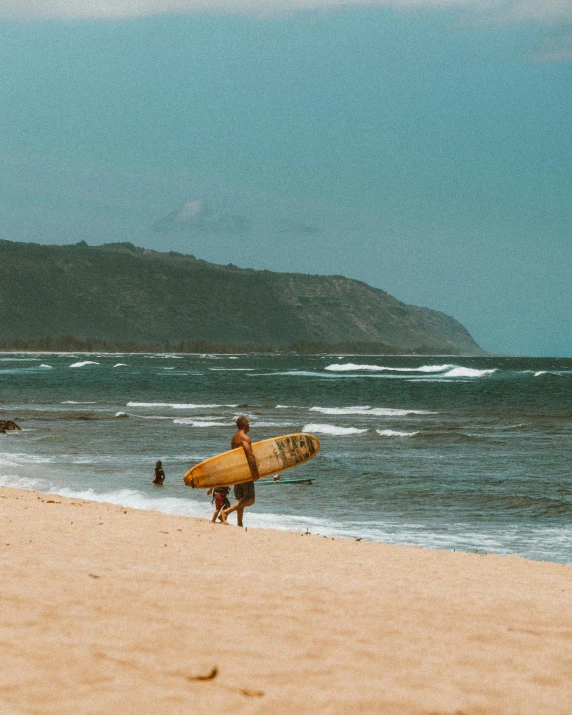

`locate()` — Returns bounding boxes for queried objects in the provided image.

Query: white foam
[325,363,452,373]
[127,402,239,409]
[208,368,255,371]
[302,423,368,436]
[310,406,435,416]
[115,412,130,418]
[62,401,97,404]
[0,474,52,491]
[533,370,572,377]
[113,363,129,368]
[442,367,496,378]
[0,477,210,522]
[69,361,100,368]
[173,418,233,427]
[275,405,291,409]
[0,456,20,468]
[39,364,53,368]
[184,415,225,421]
[57,487,210,518]
[376,429,419,438]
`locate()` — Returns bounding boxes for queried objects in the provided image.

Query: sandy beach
[1,486,571,714]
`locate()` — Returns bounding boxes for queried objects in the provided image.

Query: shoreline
[1,485,571,713]
[1,473,569,564]
[3,478,567,564]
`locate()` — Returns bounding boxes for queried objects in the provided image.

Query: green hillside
[0,240,483,354]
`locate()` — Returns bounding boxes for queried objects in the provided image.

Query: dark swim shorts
[234,481,255,500]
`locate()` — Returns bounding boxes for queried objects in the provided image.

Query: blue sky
[1,1,571,355]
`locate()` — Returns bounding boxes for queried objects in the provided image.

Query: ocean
[1,353,571,563]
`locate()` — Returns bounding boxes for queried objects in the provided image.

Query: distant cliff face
[0,240,483,354]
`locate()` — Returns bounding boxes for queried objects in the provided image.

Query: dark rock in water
[0,420,21,433]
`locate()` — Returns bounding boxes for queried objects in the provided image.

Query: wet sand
[1,486,571,714]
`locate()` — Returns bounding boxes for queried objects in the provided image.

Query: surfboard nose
[183,472,196,488]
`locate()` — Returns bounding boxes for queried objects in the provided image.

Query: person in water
[220,416,259,526]
[152,460,165,485]
[207,486,231,523]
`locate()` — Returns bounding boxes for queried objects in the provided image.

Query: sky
[0,1,571,355]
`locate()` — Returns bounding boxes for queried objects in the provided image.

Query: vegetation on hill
[0,239,483,354]
[0,336,451,355]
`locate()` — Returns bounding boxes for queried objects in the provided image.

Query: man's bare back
[231,428,250,451]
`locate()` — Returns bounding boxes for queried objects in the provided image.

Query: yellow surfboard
[183,433,320,489]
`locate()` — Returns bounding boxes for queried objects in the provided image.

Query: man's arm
[241,435,260,480]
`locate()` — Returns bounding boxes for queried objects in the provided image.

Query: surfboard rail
[183,433,320,489]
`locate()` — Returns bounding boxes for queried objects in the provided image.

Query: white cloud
[0,0,571,26]
[153,199,252,233]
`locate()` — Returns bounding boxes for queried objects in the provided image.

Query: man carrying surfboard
[220,416,259,527]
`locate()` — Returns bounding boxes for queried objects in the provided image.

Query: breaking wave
[442,367,496,378]
[325,363,452,373]
[324,363,497,379]
[534,370,572,378]
[127,402,239,409]
[302,423,368,436]
[376,429,419,438]
[62,401,98,404]
[309,406,435,416]
[173,418,233,427]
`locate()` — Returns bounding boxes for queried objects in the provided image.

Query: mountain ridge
[0,239,484,354]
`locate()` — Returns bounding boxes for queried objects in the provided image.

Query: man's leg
[220,498,246,523]
[221,496,254,525]
[236,497,254,527]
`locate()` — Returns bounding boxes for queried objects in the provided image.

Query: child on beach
[152,460,166,485]
[207,486,231,523]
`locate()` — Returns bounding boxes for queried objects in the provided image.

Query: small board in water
[183,433,320,489]
[257,477,313,485]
